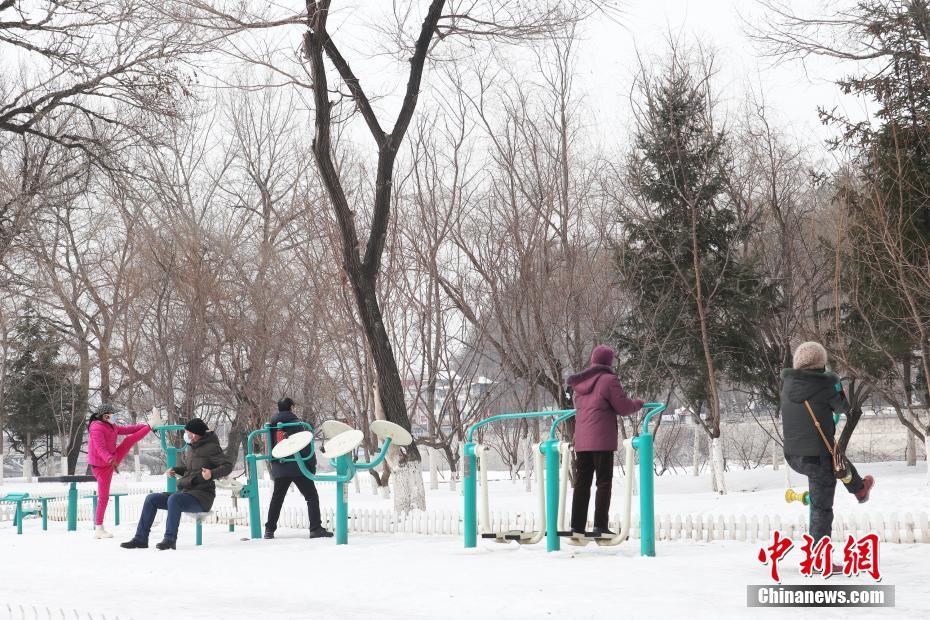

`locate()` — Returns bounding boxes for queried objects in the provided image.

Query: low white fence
[64,501,926,545]
[3,603,131,620]
[6,483,928,544]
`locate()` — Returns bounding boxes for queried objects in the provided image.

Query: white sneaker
[148,407,164,430]
[95,525,114,539]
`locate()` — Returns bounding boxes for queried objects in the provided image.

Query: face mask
[183,433,193,445]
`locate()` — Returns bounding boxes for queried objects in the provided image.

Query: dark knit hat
[277,397,294,412]
[590,345,615,367]
[184,418,209,436]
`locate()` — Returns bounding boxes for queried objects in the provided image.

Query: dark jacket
[173,432,233,511]
[566,365,641,452]
[268,410,316,479]
[779,368,849,457]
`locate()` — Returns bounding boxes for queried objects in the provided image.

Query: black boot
[308,527,334,539]
[120,538,148,549]
[155,539,177,550]
[264,530,275,540]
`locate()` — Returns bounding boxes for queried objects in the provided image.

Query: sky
[300,0,873,168]
[574,0,871,155]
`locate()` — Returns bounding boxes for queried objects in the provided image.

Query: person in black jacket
[121,418,233,550]
[264,397,333,539]
[781,342,875,543]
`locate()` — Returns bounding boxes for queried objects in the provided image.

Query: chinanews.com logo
[748,531,895,608]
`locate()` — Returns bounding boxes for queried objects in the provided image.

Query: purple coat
[567,365,641,452]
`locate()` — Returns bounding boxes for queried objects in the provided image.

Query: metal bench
[1,493,53,534]
[187,479,244,546]
[83,491,130,526]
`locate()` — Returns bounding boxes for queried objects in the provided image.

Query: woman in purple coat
[567,345,644,535]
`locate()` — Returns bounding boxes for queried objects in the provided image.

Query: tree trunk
[692,423,700,476]
[926,435,930,486]
[711,436,727,495]
[428,447,439,490]
[524,436,533,493]
[24,433,33,482]
[60,433,68,475]
[772,439,780,471]
[906,417,917,466]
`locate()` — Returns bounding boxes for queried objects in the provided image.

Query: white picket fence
[5,484,929,544]
[3,603,131,620]
[119,504,930,544]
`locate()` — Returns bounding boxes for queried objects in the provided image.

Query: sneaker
[155,539,177,550]
[120,539,148,549]
[95,525,114,539]
[264,530,275,540]
[593,527,615,537]
[308,527,334,539]
[855,475,875,504]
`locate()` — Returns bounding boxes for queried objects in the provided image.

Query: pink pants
[91,426,150,526]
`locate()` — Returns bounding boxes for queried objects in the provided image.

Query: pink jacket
[87,420,149,467]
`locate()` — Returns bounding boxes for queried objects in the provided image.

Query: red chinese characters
[758,531,794,582]
[799,534,834,577]
[842,533,881,580]
[759,531,881,582]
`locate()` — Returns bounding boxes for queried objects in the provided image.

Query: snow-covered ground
[1,462,928,619]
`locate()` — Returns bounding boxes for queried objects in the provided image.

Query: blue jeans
[134,492,205,542]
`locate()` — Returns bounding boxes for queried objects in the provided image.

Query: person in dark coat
[121,418,233,550]
[264,397,333,539]
[781,341,875,543]
[566,345,644,535]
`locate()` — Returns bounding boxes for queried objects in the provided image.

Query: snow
[1,462,929,619]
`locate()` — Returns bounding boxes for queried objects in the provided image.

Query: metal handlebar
[466,409,575,443]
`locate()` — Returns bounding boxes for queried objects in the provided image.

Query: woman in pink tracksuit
[87,404,160,538]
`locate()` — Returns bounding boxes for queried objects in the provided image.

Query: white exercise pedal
[319,429,363,459]
[320,420,354,440]
[370,420,413,447]
[271,431,314,459]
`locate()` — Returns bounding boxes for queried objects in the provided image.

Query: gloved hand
[635,400,645,409]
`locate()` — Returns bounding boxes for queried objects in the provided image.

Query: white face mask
[183,432,193,445]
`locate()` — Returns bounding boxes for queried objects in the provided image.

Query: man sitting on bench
[121,418,233,550]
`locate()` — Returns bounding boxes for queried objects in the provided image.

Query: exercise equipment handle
[466,410,574,443]
[641,402,666,435]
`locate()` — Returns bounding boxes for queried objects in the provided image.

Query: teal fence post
[196,519,203,546]
[41,498,48,531]
[633,402,664,558]
[335,454,349,545]
[635,432,655,557]
[114,496,121,526]
[15,502,23,535]
[166,447,178,493]
[463,443,477,548]
[67,482,78,532]
[246,455,261,540]
[543,440,560,552]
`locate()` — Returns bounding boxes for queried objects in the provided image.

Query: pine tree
[3,309,74,476]
[617,53,773,493]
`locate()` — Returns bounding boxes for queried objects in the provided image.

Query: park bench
[1,493,53,534]
[83,491,130,526]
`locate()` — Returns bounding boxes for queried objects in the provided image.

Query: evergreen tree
[823,1,930,443]
[3,308,75,475]
[616,53,773,492]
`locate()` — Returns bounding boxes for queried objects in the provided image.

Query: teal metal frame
[154,424,189,493]
[242,421,394,545]
[462,409,574,550]
[463,403,666,556]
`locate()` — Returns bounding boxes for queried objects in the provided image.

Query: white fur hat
[793,341,828,370]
